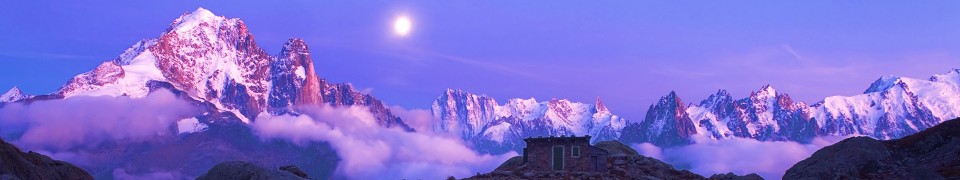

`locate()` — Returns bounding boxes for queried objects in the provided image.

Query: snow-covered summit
[43,7,412,130]
[170,7,226,33]
[0,86,29,103]
[930,68,960,87]
[755,85,777,99]
[864,75,902,93]
[622,67,960,147]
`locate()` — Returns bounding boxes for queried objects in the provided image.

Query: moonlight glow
[393,15,412,37]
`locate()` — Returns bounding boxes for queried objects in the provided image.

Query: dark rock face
[269,38,323,114]
[195,161,306,180]
[620,91,697,147]
[0,138,93,180]
[784,118,960,179]
[319,82,413,131]
[467,140,761,180]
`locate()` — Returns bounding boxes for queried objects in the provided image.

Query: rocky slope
[196,161,309,180]
[784,117,960,179]
[432,89,627,154]
[622,69,960,147]
[45,7,410,130]
[466,141,762,180]
[0,138,93,180]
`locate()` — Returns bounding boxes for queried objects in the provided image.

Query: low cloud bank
[388,105,437,133]
[632,135,850,179]
[112,168,191,180]
[0,89,195,151]
[252,104,515,179]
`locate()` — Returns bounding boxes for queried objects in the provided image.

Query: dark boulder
[0,138,93,180]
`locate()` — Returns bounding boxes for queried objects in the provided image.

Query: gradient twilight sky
[1,1,958,121]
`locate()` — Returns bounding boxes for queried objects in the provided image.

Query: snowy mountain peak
[443,88,473,97]
[596,97,609,112]
[698,89,733,107]
[620,91,696,147]
[191,7,215,17]
[42,7,413,130]
[281,38,310,55]
[170,7,226,33]
[864,75,903,93]
[755,84,777,98]
[715,89,731,96]
[660,91,681,105]
[1,86,29,103]
[929,68,960,86]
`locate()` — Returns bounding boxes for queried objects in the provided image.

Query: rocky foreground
[465,141,762,180]
[196,161,310,180]
[0,138,93,180]
[785,118,960,179]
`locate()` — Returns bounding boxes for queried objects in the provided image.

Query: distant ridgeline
[431,68,960,151]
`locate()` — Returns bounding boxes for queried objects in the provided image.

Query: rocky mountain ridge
[12,7,411,130]
[432,89,627,154]
[621,68,960,147]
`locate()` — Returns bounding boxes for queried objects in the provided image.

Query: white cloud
[113,168,192,180]
[632,135,850,179]
[388,105,438,133]
[0,89,195,151]
[252,104,515,179]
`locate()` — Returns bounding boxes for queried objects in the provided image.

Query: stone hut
[521,135,608,172]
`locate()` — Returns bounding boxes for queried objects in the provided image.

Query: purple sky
[1,1,959,121]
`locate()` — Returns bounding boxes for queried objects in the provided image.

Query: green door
[552,146,563,170]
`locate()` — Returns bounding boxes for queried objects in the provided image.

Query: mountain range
[0,8,393,179]
[2,7,960,178]
[4,7,410,131]
[432,89,626,153]
[432,71,960,151]
[616,70,960,147]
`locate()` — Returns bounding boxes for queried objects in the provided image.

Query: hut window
[572,146,581,157]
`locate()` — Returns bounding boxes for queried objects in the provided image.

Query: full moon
[393,15,412,37]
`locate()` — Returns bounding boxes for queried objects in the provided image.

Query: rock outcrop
[784,118,960,179]
[196,161,309,180]
[0,138,93,180]
[466,140,761,180]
